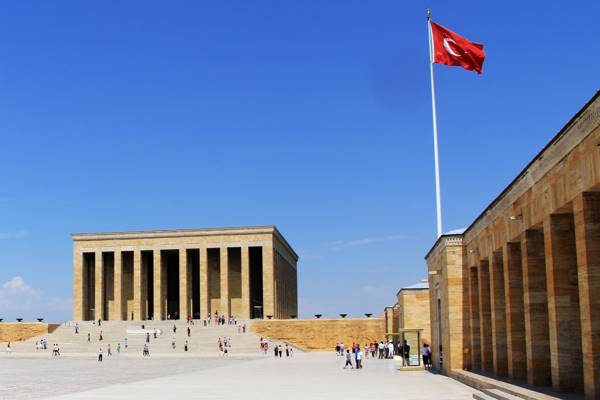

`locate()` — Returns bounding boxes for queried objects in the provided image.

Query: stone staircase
[5,320,280,356]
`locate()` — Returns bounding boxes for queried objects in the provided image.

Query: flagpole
[427,8,443,238]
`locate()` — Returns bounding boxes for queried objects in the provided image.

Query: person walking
[6,342,11,355]
[87,332,90,342]
[184,340,188,352]
[344,350,353,369]
[171,335,176,349]
[99,330,103,341]
[124,337,128,350]
[107,343,112,356]
[153,328,157,339]
[75,323,79,334]
[146,332,150,343]
[117,343,121,354]
[187,326,191,338]
[173,324,177,334]
[143,343,149,357]
[98,347,103,362]
[356,347,363,369]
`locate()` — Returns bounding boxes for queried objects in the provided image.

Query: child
[344,350,353,369]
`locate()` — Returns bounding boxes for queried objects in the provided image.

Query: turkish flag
[430,21,485,74]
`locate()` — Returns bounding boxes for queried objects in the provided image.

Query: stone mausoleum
[73,226,298,321]
[426,90,600,398]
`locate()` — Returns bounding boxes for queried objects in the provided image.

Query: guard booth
[385,328,424,371]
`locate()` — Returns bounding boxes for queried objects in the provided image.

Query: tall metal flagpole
[427,8,443,238]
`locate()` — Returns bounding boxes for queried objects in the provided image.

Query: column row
[75,246,274,321]
[468,191,600,397]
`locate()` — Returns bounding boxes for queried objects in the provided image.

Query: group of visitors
[273,344,293,357]
[342,344,363,369]
[205,311,237,326]
[52,343,60,356]
[259,337,269,355]
[34,338,48,350]
[218,337,231,356]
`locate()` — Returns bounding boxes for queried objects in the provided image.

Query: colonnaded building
[426,90,600,398]
[73,226,298,321]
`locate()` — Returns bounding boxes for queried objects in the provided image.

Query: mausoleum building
[73,226,298,321]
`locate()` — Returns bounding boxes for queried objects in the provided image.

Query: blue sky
[0,1,598,322]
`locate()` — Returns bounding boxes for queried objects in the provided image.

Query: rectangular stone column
[153,250,163,320]
[263,244,275,319]
[113,251,123,321]
[478,258,493,373]
[73,250,85,320]
[574,192,600,399]
[241,246,251,319]
[544,214,583,392]
[200,247,209,319]
[220,247,230,317]
[490,251,508,377]
[469,266,481,369]
[94,251,104,321]
[503,242,526,380]
[133,249,142,320]
[179,248,189,320]
[521,228,551,387]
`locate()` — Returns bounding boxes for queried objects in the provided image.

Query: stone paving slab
[0,353,479,400]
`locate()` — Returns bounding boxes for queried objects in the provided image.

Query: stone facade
[397,284,431,346]
[0,323,59,343]
[73,226,298,321]
[425,90,600,398]
[251,318,385,351]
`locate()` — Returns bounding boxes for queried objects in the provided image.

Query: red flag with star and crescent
[430,20,485,74]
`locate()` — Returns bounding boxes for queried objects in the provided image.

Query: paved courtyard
[0,352,477,399]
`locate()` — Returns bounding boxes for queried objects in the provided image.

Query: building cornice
[425,234,464,262]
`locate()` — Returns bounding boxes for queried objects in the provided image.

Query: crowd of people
[335,340,433,369]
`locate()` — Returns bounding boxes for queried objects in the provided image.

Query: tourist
[153,328,157,339]
[87,333,90,342]
[285,345,289,357]
[356,346,363,369]
[279,345,283,358]
[274,345,278,357]
[335,343,340,355]
[388,341,394,359]
[238,325,241,334]
[208,312,211,325]
[107,343,112,356]
[403,340,411,366]
[184,340,188,352]
[35,340,39,350]
[171,335,176,349]
[355,344,360,368]
[422,344,430,368]
[124,337,128,349]
[6,342,11,355]
[187,326,191,338]
[146,332,150,343]
[98,318,101,327]
[343,350,353,369]
[143,343,149,357]
[173,324,177,334]
[43,338,47,350]
[117,343,121,354]
[74,323,79,334]
[242,323,246,333]
[289,347,293,357]
[340,342,344,355]
[378,341,384,359]
[364,344,369,358]
[99,330,103,341]
[98,347,103,362]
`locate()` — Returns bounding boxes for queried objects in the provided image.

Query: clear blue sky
[0,1,598,322]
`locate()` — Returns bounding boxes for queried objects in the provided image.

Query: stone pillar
[73,250,85,320]
[94,251,104,321]
[113,251,123,321]
[521,228,551,387]
[179,248,189,320]
[502,242,526,380]
[478,258,493,373]
[241,246,251,319]
[469,266,481,369]
[262,244,275,319]
[490,250,508,377]
[544,214,583,392]
[574,192,600,399]
[220,247,230,317]
[133,249,142,320]
[153,250,163,320]
[200,247,209,319]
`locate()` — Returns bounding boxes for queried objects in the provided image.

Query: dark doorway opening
[189,249,200,319]
[142,251,154,320]
[249,247,263,319]
[83,253,95,321]
[164,250,180,319]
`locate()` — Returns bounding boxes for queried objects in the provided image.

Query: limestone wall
[0,323,58,343]
[251,318,385,351]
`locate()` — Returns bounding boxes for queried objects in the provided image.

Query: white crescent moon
[443,38,460,57]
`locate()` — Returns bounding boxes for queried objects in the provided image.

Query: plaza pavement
[0,352,478,399]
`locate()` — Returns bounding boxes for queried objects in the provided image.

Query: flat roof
[72,225,298,260]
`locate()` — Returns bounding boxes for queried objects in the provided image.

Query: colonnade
[466,191,600,395]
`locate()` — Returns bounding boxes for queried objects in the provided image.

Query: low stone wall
[0,323,58,343]
[251,318,385,351]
